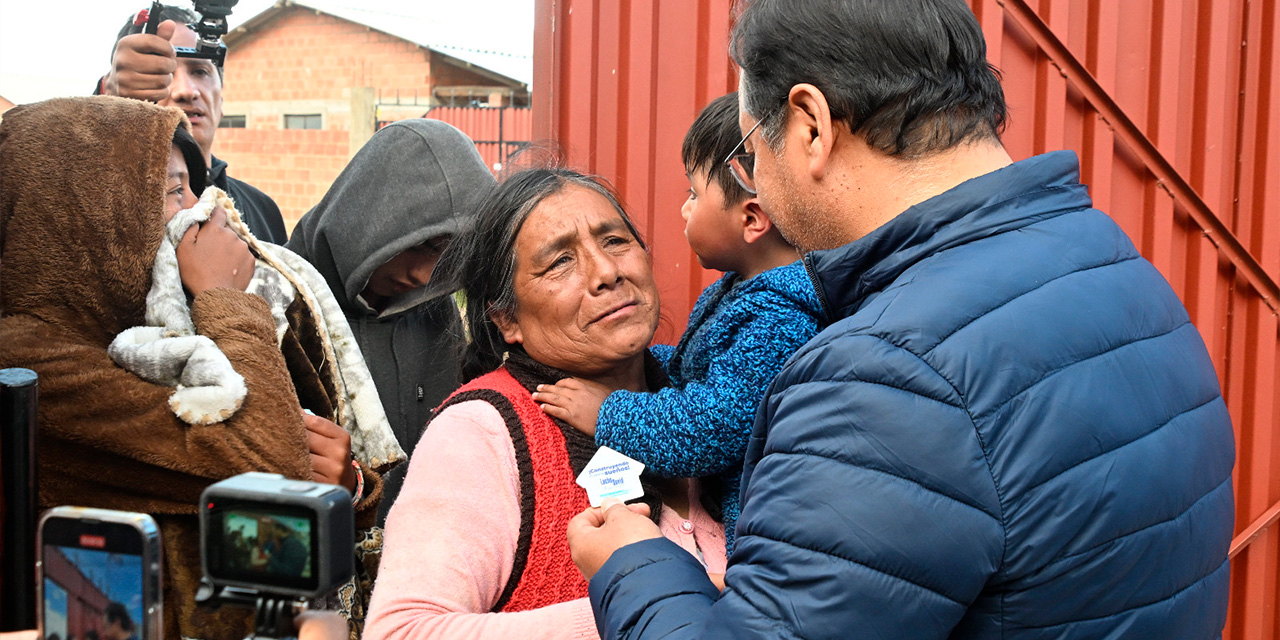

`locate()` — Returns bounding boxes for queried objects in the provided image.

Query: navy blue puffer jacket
[588,151,1235,639]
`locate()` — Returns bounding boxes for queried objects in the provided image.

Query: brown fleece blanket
[0,97,381,640]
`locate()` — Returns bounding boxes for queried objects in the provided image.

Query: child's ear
[740,198,774,245]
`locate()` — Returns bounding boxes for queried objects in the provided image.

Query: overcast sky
[0,0,534,105]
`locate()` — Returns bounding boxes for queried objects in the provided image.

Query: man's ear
[489,307,523,345]
[785,83,835,181]
[739,198,774,245]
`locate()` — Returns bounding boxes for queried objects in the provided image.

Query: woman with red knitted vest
[363,168,727,639]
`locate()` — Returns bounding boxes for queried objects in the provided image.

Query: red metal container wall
[533,0,738,343]
[532,0,1279,635]
[968,1,1280,637]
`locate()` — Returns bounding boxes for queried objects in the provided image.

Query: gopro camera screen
[209,506,318,590]
[42,528,145,640]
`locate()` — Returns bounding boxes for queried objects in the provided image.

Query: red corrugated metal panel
[972,2,1280,636]
[533,0,1279,633]
[420,107,533,172]
[533,0,737,343]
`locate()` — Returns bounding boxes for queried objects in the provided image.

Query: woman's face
[165,144,198,221]
[494,184,659,377]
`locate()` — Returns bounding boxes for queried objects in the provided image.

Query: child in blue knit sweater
[534,93,824,552]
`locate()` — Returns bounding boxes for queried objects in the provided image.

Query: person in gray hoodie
[287,119,496,522]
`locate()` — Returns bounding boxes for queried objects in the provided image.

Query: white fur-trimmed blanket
[108,188,405,469]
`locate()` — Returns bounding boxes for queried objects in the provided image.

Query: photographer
[97,3,288,244]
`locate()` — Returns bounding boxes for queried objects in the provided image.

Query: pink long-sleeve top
[364,399,727,640]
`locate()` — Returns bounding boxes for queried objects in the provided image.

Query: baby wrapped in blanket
[110,186,403,466]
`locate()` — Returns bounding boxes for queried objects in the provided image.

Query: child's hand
[534,377,610,437]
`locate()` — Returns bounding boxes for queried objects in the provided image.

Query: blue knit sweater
[595,261,823,550]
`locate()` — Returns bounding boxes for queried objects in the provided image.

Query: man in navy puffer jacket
[566,0,1236,638]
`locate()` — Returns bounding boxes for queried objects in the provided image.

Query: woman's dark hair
[681,92,751,206]
[730,0,1007,157]
[172,125,206,197]
[438,168,646,382]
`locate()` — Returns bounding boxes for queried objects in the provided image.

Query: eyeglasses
[724,117,765,195]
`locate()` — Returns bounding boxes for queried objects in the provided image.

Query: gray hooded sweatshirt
[286,119,495,521]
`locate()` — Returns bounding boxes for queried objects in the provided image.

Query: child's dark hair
[681,92,751,206]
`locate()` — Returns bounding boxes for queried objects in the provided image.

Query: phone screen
[41,518,148,640]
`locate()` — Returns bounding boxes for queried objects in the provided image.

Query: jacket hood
[0,96,188,343]
[286,119,496,318]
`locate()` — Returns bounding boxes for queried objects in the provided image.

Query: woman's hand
[567,498,661,580]
[303,412,358,493]
[534,377,611,437]
[175,206,256,297]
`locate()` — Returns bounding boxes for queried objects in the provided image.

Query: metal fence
[377,104,533,174]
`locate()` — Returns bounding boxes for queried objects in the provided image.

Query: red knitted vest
[437,367,590,612]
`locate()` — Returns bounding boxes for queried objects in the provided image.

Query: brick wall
[215,127,349,223]
[213,7,498,230]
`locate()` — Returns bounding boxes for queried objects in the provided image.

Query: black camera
[200,472,353,599]
[196,473,353,637]
[144,0,239,66]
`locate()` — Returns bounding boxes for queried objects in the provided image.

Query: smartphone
[37,507,162,640]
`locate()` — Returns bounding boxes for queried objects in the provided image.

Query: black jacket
[210,155,287,244]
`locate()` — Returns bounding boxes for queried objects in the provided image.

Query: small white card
[576,446,645,508]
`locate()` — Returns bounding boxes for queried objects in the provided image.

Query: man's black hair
[681,92,751,206]
[105,601,134,632]
[730,0,1007,157]
[173,125,207,196]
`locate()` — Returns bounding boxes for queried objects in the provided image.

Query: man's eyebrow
[183,58,218,71]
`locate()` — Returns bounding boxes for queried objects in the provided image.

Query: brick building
[216,0,530,228]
